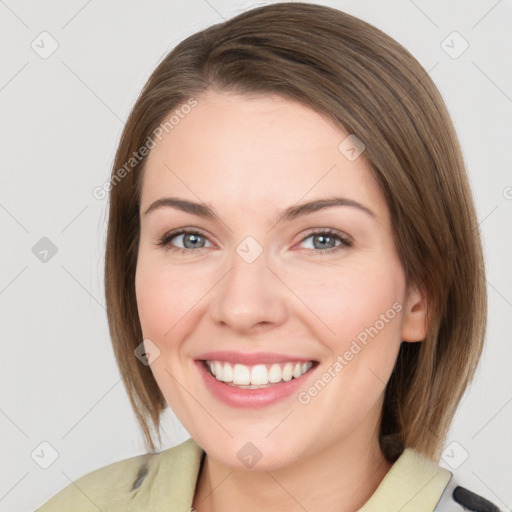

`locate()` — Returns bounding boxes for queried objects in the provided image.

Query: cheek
[326,273,404,383]
[135,256,203,416]
[274,263,406,458]
[282,259,405,350]
[135,256,209,341]
[288,261,405,410]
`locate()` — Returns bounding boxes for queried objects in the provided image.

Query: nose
[208,245,288,334]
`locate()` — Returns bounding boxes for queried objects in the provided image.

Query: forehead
[141,91,388,221]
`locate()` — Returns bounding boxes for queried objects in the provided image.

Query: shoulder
[360,448,503,512]
[402,449,504,512]
[35,437,204,512]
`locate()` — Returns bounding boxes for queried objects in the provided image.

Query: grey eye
[301,233,341,250]
[174,232,209,249]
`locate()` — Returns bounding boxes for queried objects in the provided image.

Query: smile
[196,353,319,408]
[205,360,314,389]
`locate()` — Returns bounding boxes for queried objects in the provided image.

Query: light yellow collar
[358,448,451,512]
[161,440,451,511]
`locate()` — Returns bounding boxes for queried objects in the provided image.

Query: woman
[36,2,500,511]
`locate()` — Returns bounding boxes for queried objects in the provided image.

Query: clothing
[35,437,501,512]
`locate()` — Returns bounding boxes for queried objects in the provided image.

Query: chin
[195,430,308,472]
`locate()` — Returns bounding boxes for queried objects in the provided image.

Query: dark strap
[434,474,502,511]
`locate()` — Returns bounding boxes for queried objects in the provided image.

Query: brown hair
[104,2,486,461]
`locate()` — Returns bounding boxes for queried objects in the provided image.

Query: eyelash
[156,228,353,256]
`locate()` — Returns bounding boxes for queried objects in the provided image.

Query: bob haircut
[104,2,486,461]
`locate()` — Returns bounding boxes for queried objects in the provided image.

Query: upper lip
[196,351,317,366]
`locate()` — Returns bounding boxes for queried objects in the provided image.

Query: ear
[401,284,428,342]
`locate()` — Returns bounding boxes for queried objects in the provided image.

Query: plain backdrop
[0,1,511,510]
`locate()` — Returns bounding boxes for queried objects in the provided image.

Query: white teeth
[251,364,268,385]
[282,363,293,381]
[302,362,313,374]
[214,361,223,381]
[233,364,251,385]
[268,364,282,383]
[221,362,233,382]
[205,360,314,386]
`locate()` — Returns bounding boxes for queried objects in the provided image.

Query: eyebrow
[143,196,376,223]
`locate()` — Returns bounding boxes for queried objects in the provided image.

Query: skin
[135,90,427,512]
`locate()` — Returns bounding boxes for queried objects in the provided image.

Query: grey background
[0,0,511,510]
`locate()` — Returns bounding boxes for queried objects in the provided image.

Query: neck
[192,429,391,512]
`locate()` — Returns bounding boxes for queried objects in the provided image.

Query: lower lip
[196,361,316,408]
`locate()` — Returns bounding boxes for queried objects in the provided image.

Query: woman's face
[136,91,426,469]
